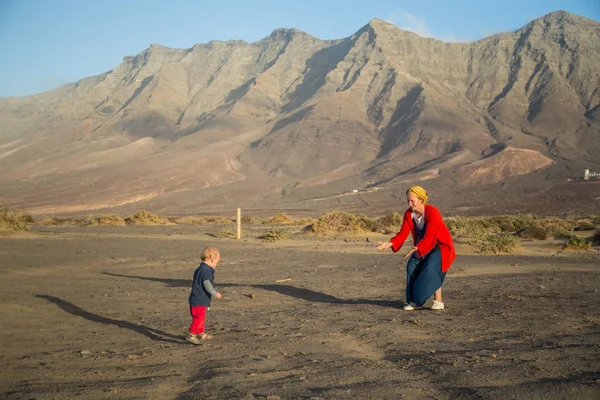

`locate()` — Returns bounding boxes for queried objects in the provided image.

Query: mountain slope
[0,11,598,215]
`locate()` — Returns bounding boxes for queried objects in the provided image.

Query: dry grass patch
[310,211,405,235]
[241,215,260,224]
[127,210,169,225]
[80,214,125,226]
[445,216,498,237]
[371,212,403,234]
[39,217,66,226]
[259,227,290,242]
[539,218,577,236]
[204,216,234,224]
[446,215,582,244]
[174,216,207,224]
[268,213,294,224]
[564,236,592,251]
[311,211,373,235]
[488,215,536,233]
[516,226,549,240]
[552,229,572,239]
[0,207,33,231]
[219,227,237,238]
[479,233,519,254]
[574,220,596,231]
[293,218,316,226]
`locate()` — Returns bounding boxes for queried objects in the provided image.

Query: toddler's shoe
[186,333,202,345]
[403,302,418,311]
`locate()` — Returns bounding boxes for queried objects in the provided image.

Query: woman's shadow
[101,272,400,308]
[35,294,185,344]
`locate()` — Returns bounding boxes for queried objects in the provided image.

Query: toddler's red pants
[189,305,207,334]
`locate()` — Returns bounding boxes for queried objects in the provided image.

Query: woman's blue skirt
[405,245,446,306]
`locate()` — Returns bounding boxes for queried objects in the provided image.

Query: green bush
[259,227,289,241]
[564,236,591,251]
[0,207,33,231]
[479,233,518,254]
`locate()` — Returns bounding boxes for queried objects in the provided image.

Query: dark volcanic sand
[0,224,599,399]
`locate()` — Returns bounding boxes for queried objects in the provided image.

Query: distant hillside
[1,11,599,216]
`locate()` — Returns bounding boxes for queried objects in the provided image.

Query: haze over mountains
[1,10,599,216]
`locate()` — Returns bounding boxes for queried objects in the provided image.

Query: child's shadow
[101,272,399,308]
[35,294,185,344]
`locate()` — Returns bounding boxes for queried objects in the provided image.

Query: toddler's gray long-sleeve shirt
[202,280,218,296]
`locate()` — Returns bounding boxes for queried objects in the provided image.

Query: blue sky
[0,0,598,98]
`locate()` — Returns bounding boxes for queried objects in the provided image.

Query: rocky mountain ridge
[1,10,598,216]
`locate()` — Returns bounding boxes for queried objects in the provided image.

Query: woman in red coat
[377,186,455,310]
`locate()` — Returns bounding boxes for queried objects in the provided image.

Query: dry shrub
[0,207,33,231]
[538,218,577,236]
[517,226,549,240]
[564,236,591,251]
[552,229,572,239]
[372,212,403,234]
[488,214,536,233]
[241,215,258,224]
[445,216,497,237]
[175,216,206,224]
[219,227,237,238]
[83,214,125,226]
[39,217,61,226]
[127,210,168,225]
[268,212,294,224]
[204,216,233,224]
[293,218,316,226]
[446,215,577,240]
[592,216,600,226]
[479,233,518,254]
[259,227,289,241]
[574,220,596,231]
[311,211,372,235]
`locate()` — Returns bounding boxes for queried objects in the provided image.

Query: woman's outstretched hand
[404,246,419,259]
[376,241,392,251]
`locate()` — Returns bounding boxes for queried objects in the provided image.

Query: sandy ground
[0,223,599,400]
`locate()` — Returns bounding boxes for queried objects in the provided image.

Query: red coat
[389,205,456,273]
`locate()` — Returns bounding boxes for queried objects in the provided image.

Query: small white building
[584,169,600,180]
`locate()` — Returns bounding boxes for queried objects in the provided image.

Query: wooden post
[236,208,241,239]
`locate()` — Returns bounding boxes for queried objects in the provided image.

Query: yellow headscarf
[406,185,428,204]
